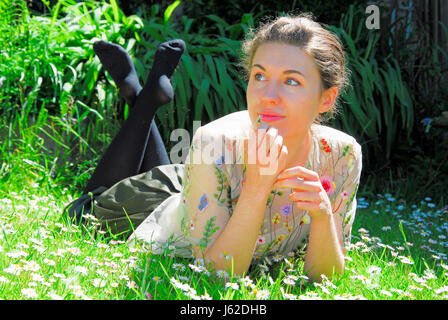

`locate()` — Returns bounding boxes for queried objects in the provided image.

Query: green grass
[1,114,447,300]
[1,0,447,300]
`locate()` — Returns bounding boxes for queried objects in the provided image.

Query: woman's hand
[243,122,289,196]
[273,166,332,220]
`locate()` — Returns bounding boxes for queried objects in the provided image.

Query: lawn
[0,116,447,300]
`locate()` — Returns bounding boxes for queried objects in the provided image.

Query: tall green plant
[328,4,414,164]
[133,6,252,143]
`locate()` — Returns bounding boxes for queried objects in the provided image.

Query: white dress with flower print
[129,110,363,263]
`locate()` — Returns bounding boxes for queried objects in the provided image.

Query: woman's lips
[259,114,286,122]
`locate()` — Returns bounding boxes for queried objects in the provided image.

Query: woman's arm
[192,124,288,277]
[276,139,362,282]
[303,211,345,282]
[274,166,346,282]
[193,183,271,276]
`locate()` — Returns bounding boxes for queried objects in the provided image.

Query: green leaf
[164,0,181,25]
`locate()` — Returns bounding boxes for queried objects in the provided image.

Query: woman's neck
[283,129,312,169]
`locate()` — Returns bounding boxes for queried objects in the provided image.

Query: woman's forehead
[252,42,316,77]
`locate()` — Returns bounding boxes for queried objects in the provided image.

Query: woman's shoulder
[311,123,361,151]
[197,110,251,140]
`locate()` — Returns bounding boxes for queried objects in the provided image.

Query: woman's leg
[83,39,185,194]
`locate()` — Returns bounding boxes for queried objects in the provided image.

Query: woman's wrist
[310,209,334,225]
[241,182,272,203]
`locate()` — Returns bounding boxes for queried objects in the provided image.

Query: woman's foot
[93,39,186,108]
[138,39,186,106]
[93,40,142,106]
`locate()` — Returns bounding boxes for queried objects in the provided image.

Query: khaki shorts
[63,164,185,238]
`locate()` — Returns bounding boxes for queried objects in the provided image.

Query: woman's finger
[294,200,321,212]
[262,126,278,154]
[277,166,320,181]
[266,134,283,161]
[289,191,321,202]
[274,178,321,192]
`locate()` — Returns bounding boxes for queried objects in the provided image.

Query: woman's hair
[240,13,350,124]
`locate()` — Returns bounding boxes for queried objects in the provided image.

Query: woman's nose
[260,81,280,105]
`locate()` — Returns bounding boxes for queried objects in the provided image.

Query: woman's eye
[254,73,265,81]
[286,78,300,86]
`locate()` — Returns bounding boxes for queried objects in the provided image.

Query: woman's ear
[318,87,338,114]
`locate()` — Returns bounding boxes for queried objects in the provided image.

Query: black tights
[82,39,186,194]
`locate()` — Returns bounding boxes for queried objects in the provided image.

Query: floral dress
[128,110,363,263]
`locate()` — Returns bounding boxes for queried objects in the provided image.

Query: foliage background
[0,0,448,301]
[1,0,447,204]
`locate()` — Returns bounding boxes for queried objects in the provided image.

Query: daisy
[282,293,298,300]
[30,273,44,282]
[366,266,382,275]
[220,251,232,260]
[74,266,88,276]
[189,264,206,273]
[43,258,56,266]
[380,289,393,297]
[66,247,81,256]
[434,286,448,294]
[126,280,137,289]
[6,250,28,258]
[398,256,414,265]
[240,276,253,287]
[200,293,212,300]
[225,282,239,290]
[255,289,270,300]
[70,285,86,297]
[283,276,296,286]
[314,282,331,295]
[21,288,38,299]
[172,263,186,272]
[23,260,40,272]
[49,292,64,300]
[170,277,191,292]
[92,278,106,288]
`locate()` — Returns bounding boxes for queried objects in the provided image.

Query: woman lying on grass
[65,13,362,282]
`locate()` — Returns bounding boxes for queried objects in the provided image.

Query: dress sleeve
[180,126,234,250]
[330,138,363,249]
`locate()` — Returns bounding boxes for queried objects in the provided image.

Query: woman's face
[246,42,335,140]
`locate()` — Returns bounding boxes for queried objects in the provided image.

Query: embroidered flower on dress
[280,204,292,217]
[215,155,225,167]
[277,234,285,243]
[257,236,265,245]
[225,139,233,152]
[272,213,281,225]
[300,213,311,225]
[320,175,335,195]
[341,190,349,199]
[198,194,209,212]
[342,145,351,156]
[320,138,332,153]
